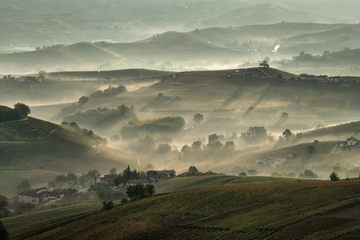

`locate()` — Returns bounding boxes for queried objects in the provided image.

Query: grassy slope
[0,117,136,196]
[2,203,101,240]
[6,178,360,240]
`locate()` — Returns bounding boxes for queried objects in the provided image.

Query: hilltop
[4,178,360,239]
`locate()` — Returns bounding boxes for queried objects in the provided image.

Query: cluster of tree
[330,172,340,181]
[48,173,80,189]
[156,93,182,101]
[113,166,143,187]
[0,220,10,239]
[61,121,106,144]
[0,195,10,219]
[128,136,174,156]
[48,170,101,190]
[16,179,31,193]
[63,105,137,129]
[179,134,236,161]
[35,44,65,51]
[121,116,185,139]
[178,166,217,177]
[240,126,273,144]
[1,75,15,81]
[0,103,30,122]
[237,169,258,177]
[90,85,127,98]
[90,183,125,201]
[126,184,155,201]
[193,113,204,124]
[298,169,318,179]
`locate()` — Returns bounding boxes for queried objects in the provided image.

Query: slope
[0,116,136,196]
[7,178,360,240]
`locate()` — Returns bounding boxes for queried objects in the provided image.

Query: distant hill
[6,178,360,239]
[189,3,343,29]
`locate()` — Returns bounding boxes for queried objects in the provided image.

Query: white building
[18,187,48,205]
[346,136,358,146]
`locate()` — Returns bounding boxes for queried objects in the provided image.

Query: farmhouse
[18,187,48,205]
[4,203,22,213]
[16,76,39,83]
[228,69,264,78]
[146,169,176,180]
[126,179,152,186]
[99,174,118,184]
[346,136,360,147]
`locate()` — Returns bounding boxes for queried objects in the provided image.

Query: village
[3,136,359,215]
[3,168,177,215]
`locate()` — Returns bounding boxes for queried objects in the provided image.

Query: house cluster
[346,136,360,147]
[4,187,49,214]
[99,169,176,187]
[16,76,40,83]
[227,69,266,78]
[298,74,360,85]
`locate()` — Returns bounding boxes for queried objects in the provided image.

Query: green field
[4,177,360,240]
[2,203,101,240]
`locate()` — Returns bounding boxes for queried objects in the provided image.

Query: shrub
[102,201,114,211]
[0,220,10,240]
[330,172,340,181]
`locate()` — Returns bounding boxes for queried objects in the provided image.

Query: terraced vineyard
[8,178,360,240]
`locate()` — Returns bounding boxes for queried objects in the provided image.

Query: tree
[66,173,78,188]
[193,113,204,124]
[55,175,68,189]
[188,166,199,174]
[158,143,171,154]
[280,112,289,119]
[145,184,155,196]
[78,96,89,104]
[0,195,8,209]
[17,179,31,192]
[110,168,117,174]
[114,176,124,187]
[239,172,247,177]
[299,169,318,179]
[102,201,114,211]
[225,141,236,151]
[330,172,340,181]
[126,184,155,200]
[208,134,220,145]
[0,220,10,240]
[307,145,316,155]
[18,203,35,214]
[241,126,269,144]
[122,166,140,182]
[191,141,202,151]
[14,103,30,119]
[282,129,293,140]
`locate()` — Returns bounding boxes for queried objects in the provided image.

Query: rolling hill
[0,115,136,197]
[4,177,360,239]
[3,22,360,74]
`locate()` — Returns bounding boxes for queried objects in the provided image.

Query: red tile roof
[5,203,22,211]
[18,187,47,197]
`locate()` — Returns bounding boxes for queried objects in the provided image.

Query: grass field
[2,203,101,240]
[5,177,360,240]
